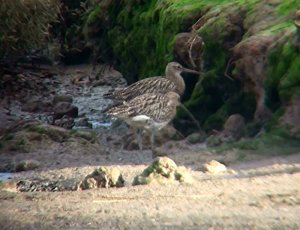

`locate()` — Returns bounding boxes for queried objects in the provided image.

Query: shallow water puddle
[0,172,13,181]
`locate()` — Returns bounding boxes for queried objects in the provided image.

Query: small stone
[21,99,39,112]
[53,95,73,105]
[22,98,52,113]
[77,167,124,190]
[206,135,222,147]
[54,116,75,129]
[203,160,227,174]
[76,118,89,127]
[53,102,79,121]
[186,132,206,144]
[222,114,245,141]
[1,74,14,83]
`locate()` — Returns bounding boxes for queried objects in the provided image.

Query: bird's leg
[150,127,156,158]
[136,128,145,163]
[136,128,143,151]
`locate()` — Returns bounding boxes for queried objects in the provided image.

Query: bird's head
[165,62,199,76]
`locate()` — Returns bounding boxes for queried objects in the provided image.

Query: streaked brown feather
[104,77,177,101]
[106,92,180,123]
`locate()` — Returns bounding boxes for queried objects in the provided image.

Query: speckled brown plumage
[106,91,181,151]
[106,91,180,126]
[103,62,198,101]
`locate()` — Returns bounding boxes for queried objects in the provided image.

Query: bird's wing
[106,93,161,117]
[106,93,177,124]
[104,77,177,101]
[125,93,170,120]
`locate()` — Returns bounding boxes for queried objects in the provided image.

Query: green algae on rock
[64,0,299,136]
[132,157,193,185]
[78,167,125,190]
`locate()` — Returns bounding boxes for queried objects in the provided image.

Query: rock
[71,74,90,86]
[77,167,125,190]
[88,64,126,88]
[155,125,182,143]
[124,139,140,151]
[222,114,246,141]
[54,116,75,129]
[186,132,206,144]
[206,114,245,146]
[21,99,40,112]
[206,135,222,147]
[26,123,70,142]
[280,95,300,135]
[52,101,78,123]
[151,146,170,158]
[76,117,90,127]
[16,180,65,192]
[133,157,193,185]
[0,122,75,152]
[73,130,97,142]
[254,104,272,124]
[1,74,14,83]
[52,95,73,105]
[15,160,40,172]
[233,36,274,124]
[294,9,300,51]
[123,125,181,151]
[0,109,20,136]
[203,160,227,174]
[174,33,204,71]
[21,98,52,113]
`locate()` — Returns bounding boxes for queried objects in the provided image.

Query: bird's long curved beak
[182,67,200,75]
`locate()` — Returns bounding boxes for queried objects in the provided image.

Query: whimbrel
[103,62,199,101]
[106,91,181,152]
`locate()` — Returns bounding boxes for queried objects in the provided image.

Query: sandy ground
[0,140,300,230]
[0,65,299,229]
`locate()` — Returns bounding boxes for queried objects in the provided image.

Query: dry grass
[0,0,60,59]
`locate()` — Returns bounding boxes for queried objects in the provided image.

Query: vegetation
[59,0,299,136]
[214,127,300,157]
[0,0,60,60]
[0,0,299,142]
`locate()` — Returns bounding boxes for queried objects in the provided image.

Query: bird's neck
[166,71,185,96]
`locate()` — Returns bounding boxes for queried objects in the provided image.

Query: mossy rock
[78,167,125,190]
[84,1,246,82]
[71,130,97,143]
[71,0,299,135]
[132,157,193,185]
[266,42,300,105]
[0,132,32,153]
[26,124,70,142]
[214,127,300,156]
